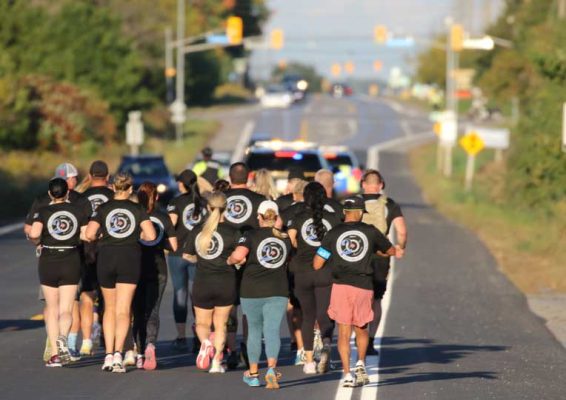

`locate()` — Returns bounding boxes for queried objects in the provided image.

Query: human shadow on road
[0,319,44,333]
[375,371,497,387]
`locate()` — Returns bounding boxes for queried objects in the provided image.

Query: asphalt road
[1,95,564,399]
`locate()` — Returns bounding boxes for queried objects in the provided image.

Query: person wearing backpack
[360,169,407,355]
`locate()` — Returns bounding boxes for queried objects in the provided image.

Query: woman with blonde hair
[252,168,278,200]
[184,191,240,373]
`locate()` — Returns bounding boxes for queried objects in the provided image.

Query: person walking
[314,169,343,216]
[193,147,224,185]
[227,200,291,389]
[85,173,156,373]
[313,196,401,387]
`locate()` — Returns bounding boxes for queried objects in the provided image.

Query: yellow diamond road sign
[460,131,485,156]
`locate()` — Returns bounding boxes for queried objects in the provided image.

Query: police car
[244,140,329,193]
[319,145,362,197]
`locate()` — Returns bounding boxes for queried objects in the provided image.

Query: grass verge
[409,143,566,294]
[0,119,219,222]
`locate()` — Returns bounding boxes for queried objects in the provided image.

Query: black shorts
[287,271,300,309]
[38,249,81,288]
[80,243,98,293]
[372,257,391,300]
[192,274,237,310]
[97,245,141,288]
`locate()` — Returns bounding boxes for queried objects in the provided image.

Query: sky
[249,0,504,80]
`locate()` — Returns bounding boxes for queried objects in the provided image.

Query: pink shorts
[328,283,374,327]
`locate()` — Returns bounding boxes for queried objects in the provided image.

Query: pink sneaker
[196,339,214,370]
[143,343,157,371]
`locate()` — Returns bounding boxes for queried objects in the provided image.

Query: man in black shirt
[314,169,343,216]
[314,196,401,388]
[224,163,266,232]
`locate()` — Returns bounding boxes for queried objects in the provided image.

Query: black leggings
[294,270,334,352]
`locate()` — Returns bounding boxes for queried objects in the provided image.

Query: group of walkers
[25,150,407,389]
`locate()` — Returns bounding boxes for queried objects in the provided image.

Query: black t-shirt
[324,197,344,217]
[91,199,150,247]
[361,194,403,235]
[185,222,239,279]
[33,202,89,247]
[26,190,89,225]
[223,188,266,233]
[238,227,291,298]
[83,186,114,214]
[280,202,306,229]
[167,193,207,255]
[318,221,393,290]
[139,210,176,251]
[287,209,341,273]
[276,194,294,213]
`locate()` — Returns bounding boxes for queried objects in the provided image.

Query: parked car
[260,84,293,109]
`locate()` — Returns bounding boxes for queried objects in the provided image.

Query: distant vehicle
[116,155,177,205]
[260,84,293,109]
[331,83,353,98]
[282,74,309,102]
[320,145,362,197]
[244,140,329,193]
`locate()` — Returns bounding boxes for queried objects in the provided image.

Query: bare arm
[183,253,197,263]
[227,246,249,265]
[28,222,43,245]
[24,224,32,237]
[288,229,298,248]
[140,220,157,242]
[79,226,89,242]
[313,254,326,270]
[169,213,178,227]
[85,221,100,242]
[392,216,407,250]
[167,237,178,253]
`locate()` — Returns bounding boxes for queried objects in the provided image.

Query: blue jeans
[167,255,195,324]
[240,296,288,364]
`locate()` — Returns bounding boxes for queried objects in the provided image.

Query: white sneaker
[102,354,113,371]
[124,350,136,367]
[341,372,356,388]
[302,361,317,375]
[354,361,369,386]
[112,352,126,373]
[209,359,226,374]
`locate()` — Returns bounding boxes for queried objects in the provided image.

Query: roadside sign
[562,103,566,153]
[463,35,495,50]
[460,131,485,156]
[438,111,457,146]
[170,100,187,125]
[126,111,144,156]
[466,126,510,150]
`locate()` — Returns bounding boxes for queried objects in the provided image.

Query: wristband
[316,247,331,260]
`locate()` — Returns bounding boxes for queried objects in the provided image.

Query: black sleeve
[167,198,180,216]
[90,206,104,226]
[138,206,150,224]
[184,229,197,255]
[371,226,393,253]
[34,206,47,224]
[237,231,252,250]
[78,207,89,227]
[387,198,403,219]
[25,197,41,225]
[163,214,177,238]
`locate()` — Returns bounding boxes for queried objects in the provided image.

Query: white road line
[0,222,24,237]
[230,120,255,164]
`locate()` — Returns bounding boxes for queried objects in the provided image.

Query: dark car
[116,155,177,205]
[282,74,308,102]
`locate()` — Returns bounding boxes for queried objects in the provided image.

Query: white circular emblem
[140,216,164,247]
[324,204,335,213]
[106,208,136,239]
[88,194,109,212]
[300,218,332,247]
[47,211,78,241]
[225,195,253,224]
[336,230,369,262]
[256,237,287,269]
[196,231,224,260]
[182,204,205,231]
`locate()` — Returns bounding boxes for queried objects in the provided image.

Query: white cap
[257,200,279,216]
[54,163,79,179]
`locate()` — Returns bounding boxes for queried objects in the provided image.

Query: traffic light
[270,29,284,50]
[165,67,176,78]
[374,25,388,44]
[226,16,243,45]
[450,24,464,52]
[331,63,342,77]
[345,61,355,74]
[373,60,383,72]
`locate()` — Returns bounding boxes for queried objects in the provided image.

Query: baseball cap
[343,195,367,212]
[54,163,78,179]
[288,167,305,180]
[48,178,69,199]
[257,200,279,216]
[201,147,213,158]
[89,160,109,177]
[175,169,197,188]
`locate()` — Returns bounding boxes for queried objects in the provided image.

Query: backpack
[362,196,388,234]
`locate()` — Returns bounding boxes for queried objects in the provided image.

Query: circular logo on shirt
[300,218,332,247]
[106,209,136,239]
[256,237,287,269]
[182,204,204,231]
[47,211,78,241]
[87,194,109,212]
[336,230,369,262]
[196,231,224,260]
[225,195,253,224]
[140,216,164,247]
[324,204,336,213]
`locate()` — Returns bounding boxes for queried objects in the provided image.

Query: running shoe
[302,361,317,375]
[143,343,157,371]
[265,367,281,390]
[341,372,356,388]
[294,348,306,366]
[313,329,323,360]
[354,361,370,386]
[46,355,62,367]
[226,349,239,370]
[69,348,81,362]
[171,337,188,353]
[56,335,71,365]
[366,343,379,356]
[240,342,250,369]
[112,352,126,373]
[124,350,136,367]
[101,354,113,371]
[317,344,331,374]
[242,371,260,387]
[209,359,225,374]
[136,355,144,369]
[80,339,93,356]
[196,339,214,370]
[43,337,51,362]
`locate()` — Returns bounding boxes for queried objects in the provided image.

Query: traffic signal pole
[175,0,186,145]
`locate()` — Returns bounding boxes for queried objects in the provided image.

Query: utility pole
[165,27,174,105]
[559,0,566,19]
[175,0,186,144]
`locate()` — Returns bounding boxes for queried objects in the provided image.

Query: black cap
[288,167,305,180]
[343,195,367,212]
[202,147,213,158]
[175,169,197,188]
[89,160,109,177]
[49,178,69,199]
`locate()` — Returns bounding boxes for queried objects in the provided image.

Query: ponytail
[138,182,158,214]
[261,209,288,239]
[196,192,226,255]
[187,180,204,222]
[304,182,327,241]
